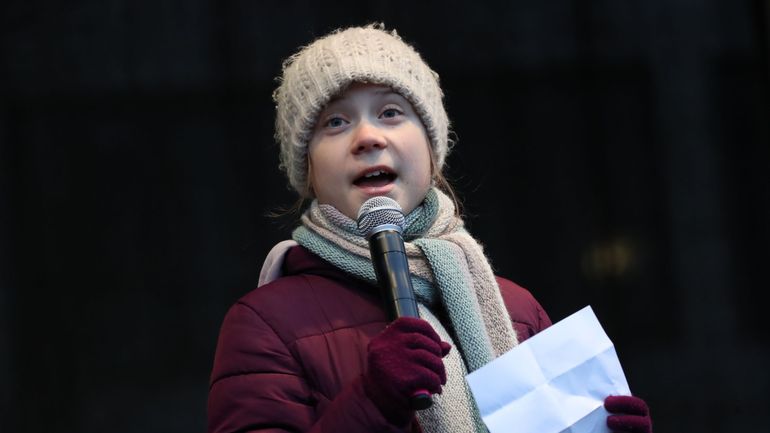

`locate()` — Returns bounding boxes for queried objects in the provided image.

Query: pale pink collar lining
[257,240,299,287]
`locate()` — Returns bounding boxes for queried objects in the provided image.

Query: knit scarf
[292,188,518,433]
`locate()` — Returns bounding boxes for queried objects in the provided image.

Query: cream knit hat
[273,24,451,197]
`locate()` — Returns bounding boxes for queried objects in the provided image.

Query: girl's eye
[325,117,347,128]
[381,108,402,119]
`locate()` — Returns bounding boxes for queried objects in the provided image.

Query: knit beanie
[273,24,451,197]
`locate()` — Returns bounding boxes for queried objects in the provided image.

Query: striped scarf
[292,188,518,433]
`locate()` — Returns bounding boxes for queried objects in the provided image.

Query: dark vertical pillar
[651,1,738,431]
[0,99,17,433]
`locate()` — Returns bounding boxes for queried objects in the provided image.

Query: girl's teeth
[365,170,383,178]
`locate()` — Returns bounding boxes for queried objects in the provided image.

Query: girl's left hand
[604,395,652,433]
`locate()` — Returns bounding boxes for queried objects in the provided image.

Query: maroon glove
[363,317,452,425]
[605,395,652,433]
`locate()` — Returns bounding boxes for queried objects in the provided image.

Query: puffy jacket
[208,246,552,433]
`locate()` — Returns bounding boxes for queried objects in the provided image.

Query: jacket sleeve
[207,301,409,433]
[495,277,552,342]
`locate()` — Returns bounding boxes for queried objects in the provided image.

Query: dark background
[2,1,768,432]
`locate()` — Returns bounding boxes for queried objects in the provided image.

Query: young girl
[207,24,652,433]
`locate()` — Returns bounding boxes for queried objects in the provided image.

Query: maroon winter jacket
[208,246,552,433]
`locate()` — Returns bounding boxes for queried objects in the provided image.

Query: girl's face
[307,82,433,220]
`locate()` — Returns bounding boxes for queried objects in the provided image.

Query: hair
[429,145,462,217]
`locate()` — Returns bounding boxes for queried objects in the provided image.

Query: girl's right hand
[362,317,452,425]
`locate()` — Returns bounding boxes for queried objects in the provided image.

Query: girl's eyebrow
[374,89,405,100]
[326,88,400,106]
[373,88,397,96]
[326,94,344,105]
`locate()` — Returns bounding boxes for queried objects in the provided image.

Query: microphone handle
[368,229,433,411]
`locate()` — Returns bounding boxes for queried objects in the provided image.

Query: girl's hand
[605,395,652,433]
[363,317,452,425]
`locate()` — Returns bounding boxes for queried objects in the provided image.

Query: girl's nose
[351,121,387,154]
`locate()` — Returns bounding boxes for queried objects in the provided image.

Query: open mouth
[353,168,397,188]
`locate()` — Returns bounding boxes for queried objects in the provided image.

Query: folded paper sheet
[466,306,631,433]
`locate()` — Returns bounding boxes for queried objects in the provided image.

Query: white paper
[466,306,631,433]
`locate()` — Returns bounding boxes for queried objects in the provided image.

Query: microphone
[357,196,432,410]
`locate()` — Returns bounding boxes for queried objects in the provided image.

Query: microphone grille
[356,196,405,238]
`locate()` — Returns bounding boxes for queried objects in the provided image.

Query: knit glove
[363,317,452,426]
[605,395,652,433]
